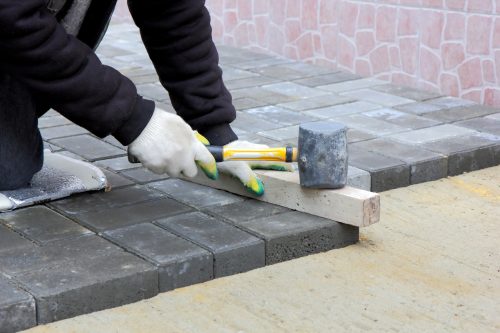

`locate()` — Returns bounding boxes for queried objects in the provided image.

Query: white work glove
[128,109,218,179]
[196,136,294,196]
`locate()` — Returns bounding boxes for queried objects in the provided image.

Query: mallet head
[298,121,348,189]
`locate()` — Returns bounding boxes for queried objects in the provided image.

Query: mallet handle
[207,146,297,162]
[128,146,298,164]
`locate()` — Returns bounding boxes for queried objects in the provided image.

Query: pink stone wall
[113,0,500,107]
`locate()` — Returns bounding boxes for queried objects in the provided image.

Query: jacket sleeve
[0,0,154,146]
[128,0,238,146]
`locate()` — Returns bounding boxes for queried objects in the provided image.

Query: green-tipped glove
[195,133,293,196]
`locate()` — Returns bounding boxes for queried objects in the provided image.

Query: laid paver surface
[22,166,500,333]
[1,21,499,331]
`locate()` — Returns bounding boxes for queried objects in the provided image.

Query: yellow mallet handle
[207,146,297,162]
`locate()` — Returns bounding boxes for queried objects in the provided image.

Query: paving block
[50,134,125,161]
[103,223,213,292]
[347,129,377,143]
[220,211,359,265]
[317,78,386,93]
[347,166,372,190]
[258,125,299,141]
[232,97,269,110]
[136,83,169,101]
[231,111,284,133]
[422,105,500,123]
[221,67,259,81]
[101,169,135,188]
[38,115,72,129]
[351,139,448,184]
[277,94,355,111]
[387,124,477,145]
[303,101,381,118]
[149,179,244,208]
[225,76,281,90]
[372,84,442,101]
[261,82,328,99]
[231,86,298,104]
[120,167,169,184]
[340,89,415,107]
[0,277,36,333]
[70,197,192,232]
[0,206,92,244]
[394,102,445,115]
[292,71,361,87]
[455,116,500,136]
[40,124,88,140]
[0,224,33,252]
[95,156,138,171]
[362,108,441,129]
[49,185,165,215]
[250,63,328,80]
[244,106,319,126]
[425,96,477,108]
[230,57,291,70]
[204,199,291,222]
[16,249,158,324]
[348,146,410,192]
[328,114,410,136]
[422,133,500,176]
[156,212,265,277]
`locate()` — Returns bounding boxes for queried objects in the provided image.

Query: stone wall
[113,0,500,107]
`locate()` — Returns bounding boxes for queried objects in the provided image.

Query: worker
[0,0,289,196]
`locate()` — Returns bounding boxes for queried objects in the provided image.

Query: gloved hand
[128,109,218,179]
[196,136,294,196]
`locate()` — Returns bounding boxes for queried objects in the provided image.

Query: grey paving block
[222,211,358,265]
[347,129,377,143]
[137,83,169,102]
[40,124,88,140]
[351,139,447,184]
[231,111,284,133]
[261,82,328,99]
[250,63,329,80]
[244,106,319,126]
[50,134,125,161]
[0,224,33,252]
[293,71,361,87]
[38,115,72,129]
[70,197,192,232]
[102,135,126,149]
[43,141,63,152]
[455,116,500,136]
[103,223,213,292]
[486,113,500,121]
[303,101,381,118]
[231,86,298,104]
[101,169,135,188]
[235,133,281,146]
[0,277,36,333]
[232,97,269,110]
[230,57,291,70]
[156,212,265,277]
[120,167,169,184]
[277,94,354,111]
[16,249,158,324]
[348,146,410,192]
[372,84,442,101]
[394,102,445,115]
[222,67,259,81]
[422,133,500,176]
[258,125,299,141]
[347,166,372,190]
[204,200,291,223]
[317,78,386,93]
[49,185,165,215]
[387,124,477,145]
[340,89,415,107]
[95,156,138,171]
[362,108,441,129]
[328,114,410,136]
[423,105,500,123]
[148,179,244,208]
[225,76,281,90]
[0,206,92,244]
[426,96,477,108]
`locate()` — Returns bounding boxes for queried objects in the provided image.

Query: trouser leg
[0,73,44,190]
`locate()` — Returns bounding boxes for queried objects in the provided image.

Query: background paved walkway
[24,166,500,333]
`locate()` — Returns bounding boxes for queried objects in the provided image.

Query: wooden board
[183,170,380,227]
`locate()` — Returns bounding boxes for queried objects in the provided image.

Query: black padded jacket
[0,0,237,146]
